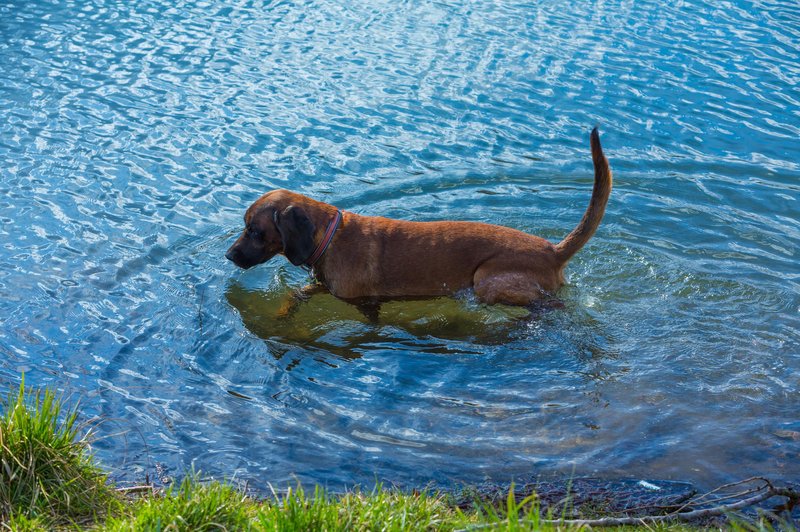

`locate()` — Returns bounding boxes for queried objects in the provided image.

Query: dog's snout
[226,244,256,269]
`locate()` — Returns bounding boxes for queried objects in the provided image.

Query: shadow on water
[224,278,536,359]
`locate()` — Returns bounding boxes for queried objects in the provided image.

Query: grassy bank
[0,379,786,530]
[0,379,559,531]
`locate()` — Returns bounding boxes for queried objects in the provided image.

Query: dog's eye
[246,225,261,239]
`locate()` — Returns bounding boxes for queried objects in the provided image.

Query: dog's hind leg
[472,266,546,306]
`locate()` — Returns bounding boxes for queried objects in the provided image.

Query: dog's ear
[274,205,316,266]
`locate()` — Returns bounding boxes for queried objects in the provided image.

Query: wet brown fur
[226,128,612,306]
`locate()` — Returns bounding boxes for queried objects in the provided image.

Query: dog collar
[304,210,342,268]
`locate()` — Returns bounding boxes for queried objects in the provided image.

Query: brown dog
[226,128,611,307]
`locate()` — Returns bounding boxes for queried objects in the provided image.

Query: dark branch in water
[548,477,798,528]
[458,477,799,530]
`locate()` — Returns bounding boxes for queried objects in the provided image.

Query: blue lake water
[1,0,798,492]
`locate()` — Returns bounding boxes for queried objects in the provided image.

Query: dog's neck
[304,209,343,268]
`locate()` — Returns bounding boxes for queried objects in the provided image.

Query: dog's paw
[276,297,299,319]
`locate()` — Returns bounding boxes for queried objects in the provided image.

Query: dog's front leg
[276,282,328,319]
[344,297,381,324]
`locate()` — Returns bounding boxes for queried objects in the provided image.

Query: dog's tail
[554,127,612,264]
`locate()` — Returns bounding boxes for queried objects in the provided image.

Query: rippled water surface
[1,0,798,491]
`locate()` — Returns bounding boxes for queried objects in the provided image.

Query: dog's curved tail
[554,127,613,265]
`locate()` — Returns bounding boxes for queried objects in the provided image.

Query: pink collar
[305,210,342,268]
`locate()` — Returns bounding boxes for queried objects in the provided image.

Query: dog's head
[225,190,325,269]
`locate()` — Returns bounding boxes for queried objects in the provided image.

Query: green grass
[104,481,465,532]
[258,484,465,531]
[0,377,120,528]
[3,512,50,531]
[103,480,547,531]
[104,476,256,531]
[2,379,792,531]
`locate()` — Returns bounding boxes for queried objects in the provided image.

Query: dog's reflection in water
[224,279,533,357]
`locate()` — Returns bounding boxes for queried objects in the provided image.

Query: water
[1,0,798,492]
